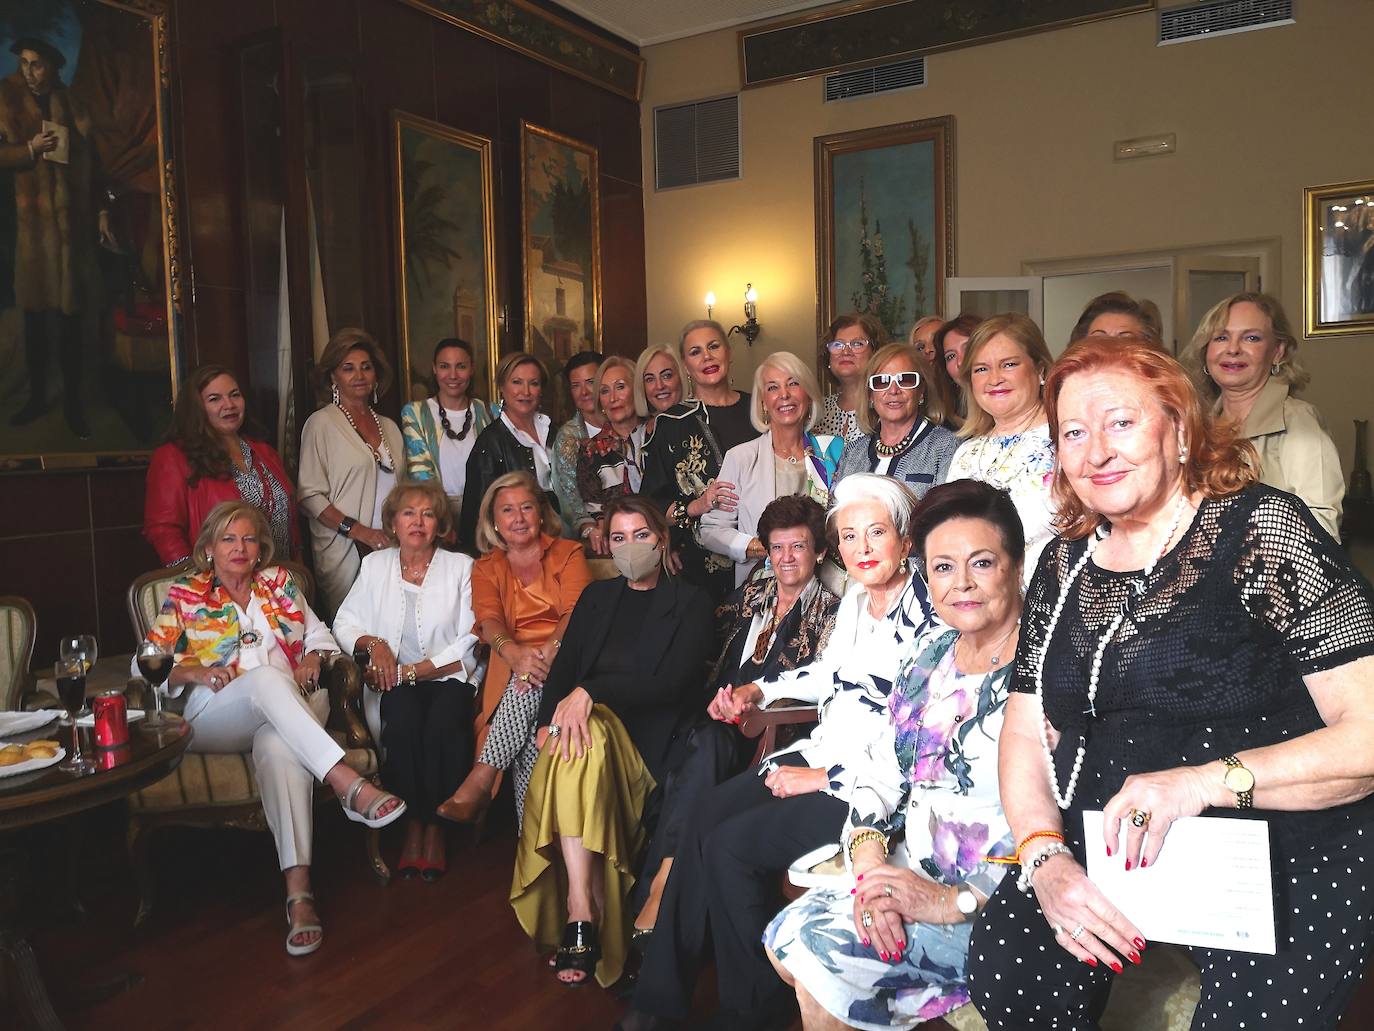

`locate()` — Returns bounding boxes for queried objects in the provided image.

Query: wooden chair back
[0,596,37,711]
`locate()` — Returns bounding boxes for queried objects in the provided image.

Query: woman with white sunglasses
[833,342,959,499]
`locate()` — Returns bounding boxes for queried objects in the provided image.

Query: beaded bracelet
[988,829,1065,866]
[847,828,889,865]
[1016,842,1073,894]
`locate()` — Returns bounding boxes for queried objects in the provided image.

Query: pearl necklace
[1033,493,1188,809]
[337,402,395,473]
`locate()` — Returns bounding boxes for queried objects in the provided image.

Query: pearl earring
[331,383,340,405]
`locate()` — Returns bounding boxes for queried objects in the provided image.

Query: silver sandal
[339,777,407,829]
[285,892,323,957]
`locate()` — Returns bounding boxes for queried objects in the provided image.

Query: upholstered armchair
[124,561,388,928]
[0,596,37,713]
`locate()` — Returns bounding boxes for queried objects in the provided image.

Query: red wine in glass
[54,658,95,774]
[57,672,87,713]
[137,652,174,686]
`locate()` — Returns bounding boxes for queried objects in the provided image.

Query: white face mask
[610,539,661,582]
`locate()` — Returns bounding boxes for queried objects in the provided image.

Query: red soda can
[93,690,129,748]
[96,744,131,770]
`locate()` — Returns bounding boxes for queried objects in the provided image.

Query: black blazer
[537,573,714,781]
[457,417,559,551]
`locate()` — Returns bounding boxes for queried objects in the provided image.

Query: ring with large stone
[548,723,561,738]
[884,885,893,897]
[1070,924,1087,941]
[1128,808,1151,828]
[710,496,719,509]
[861,910,874,928]
[520,672,531,683]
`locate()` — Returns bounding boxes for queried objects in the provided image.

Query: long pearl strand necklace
[1034,492,1188,809]
[337,401,396,473]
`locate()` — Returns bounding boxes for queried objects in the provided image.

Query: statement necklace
[337,402,396,473]
[437,400,473,441]
[1033,493,1188,809]
[874,419,928,458]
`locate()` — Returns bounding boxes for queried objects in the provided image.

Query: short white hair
[751,350,821,433]
[827,473,918,540]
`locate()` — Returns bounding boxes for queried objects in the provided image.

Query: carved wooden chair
[124,560,388,928]
[0,596,37,713]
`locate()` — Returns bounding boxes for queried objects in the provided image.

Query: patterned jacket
[575,423,647,525]
[401,397,492,488]
[710,576,839,691]
[145,566,334,673]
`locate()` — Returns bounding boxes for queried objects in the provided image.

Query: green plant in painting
[905,217,930,317]
[403,153,462,298]
[849,178,906,334]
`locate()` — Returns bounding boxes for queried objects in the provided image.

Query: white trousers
[183,666,345,870]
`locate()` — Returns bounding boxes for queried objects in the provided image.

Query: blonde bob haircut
[380,479,453,543]
[856,343,945,436]
[633,343,687,417]
[908,316,943,346]
[193,500,275,573]
[750,350,822,434]
[957,314,1054,439]
[594,356,639,419]
[494,351,550,395]
[473,471,561,555]
[1183,292,1310,400]
[316,327,393,403]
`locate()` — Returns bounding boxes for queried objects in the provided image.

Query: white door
[944,276,1043,326]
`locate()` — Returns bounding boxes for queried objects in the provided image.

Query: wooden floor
[16,798,1374,1030]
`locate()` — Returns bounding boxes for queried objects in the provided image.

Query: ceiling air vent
[824,57,926,103]
[1158,0,1294,45]
[654,94,740,191]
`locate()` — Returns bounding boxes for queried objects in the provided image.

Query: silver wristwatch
[955,886,978,919]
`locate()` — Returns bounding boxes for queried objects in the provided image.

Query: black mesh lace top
[1010,484,1374,853]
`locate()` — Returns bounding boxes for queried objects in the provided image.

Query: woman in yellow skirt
[511,495,714,989]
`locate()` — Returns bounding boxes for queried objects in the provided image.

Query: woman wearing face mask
[458,352,557,552]
[298,328,405,617]
[400,338,493,522]
[575,357,647,555]
[1184,292,1343,539]
[512,495,714,990]
[552,350,606,537]
[641,320,757,603]
[946,314,1056,582]
[144,363,298,566]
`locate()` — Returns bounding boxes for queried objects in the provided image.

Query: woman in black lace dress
[968,337,1374,1030]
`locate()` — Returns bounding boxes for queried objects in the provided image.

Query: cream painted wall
[639,0,1374,481]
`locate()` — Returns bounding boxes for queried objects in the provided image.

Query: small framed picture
[1304,179,1374,337]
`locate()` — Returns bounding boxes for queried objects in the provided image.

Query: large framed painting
[1304,178,1374,338]
[0,0,182,471]
[815,117,955,346]
[520,120,601,390]
[392,111,498,404]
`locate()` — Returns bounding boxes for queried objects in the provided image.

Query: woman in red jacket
[144,365,299,566]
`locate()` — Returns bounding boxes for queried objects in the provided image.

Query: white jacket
[333,547,479,744]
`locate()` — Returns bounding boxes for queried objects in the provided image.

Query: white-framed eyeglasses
[827,338,872,353]
[868,371,921,391]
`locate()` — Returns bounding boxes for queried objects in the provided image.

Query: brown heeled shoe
[436,790,491,824]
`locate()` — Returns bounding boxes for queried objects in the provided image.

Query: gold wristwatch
[1220,755,1254,809]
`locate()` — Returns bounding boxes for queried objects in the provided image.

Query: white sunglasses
[868,371,921,391]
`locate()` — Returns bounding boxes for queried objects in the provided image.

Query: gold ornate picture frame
[1304,179,1374,337]
[0,0,182,471]
[392,111,499,404]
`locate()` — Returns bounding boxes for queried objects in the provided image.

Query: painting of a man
[0,35,109,439]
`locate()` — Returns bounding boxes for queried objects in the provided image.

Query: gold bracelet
[492,634,510,656]
[847,828,888,865]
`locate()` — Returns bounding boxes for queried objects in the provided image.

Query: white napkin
[0,710,63,736]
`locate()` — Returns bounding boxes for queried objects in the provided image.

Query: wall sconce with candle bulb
[729,283,761,346]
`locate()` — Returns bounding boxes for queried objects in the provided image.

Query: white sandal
[285,892,323,957]
[339,777,407,829]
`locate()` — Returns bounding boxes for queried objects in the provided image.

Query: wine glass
[136,640,175,729]
[54,657,95,774]
[59,636,98,717]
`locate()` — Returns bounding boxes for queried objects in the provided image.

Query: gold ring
[1128,808,1151,828]
[520,672,531,682]
[884,885,893,897]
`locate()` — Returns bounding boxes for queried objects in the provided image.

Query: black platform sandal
[554,920,600,987]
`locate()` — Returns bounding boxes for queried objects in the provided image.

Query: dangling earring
[898,557,909,575]
[331,383,340,405]
[1178,444,1188,464]
[372,387,379,405]
[1270,363,1280,377]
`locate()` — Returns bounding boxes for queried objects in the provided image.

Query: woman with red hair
[968,338,1374,1029]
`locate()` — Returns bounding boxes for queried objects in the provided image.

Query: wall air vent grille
[1158,0,1294,45]
[824,57,926,103]
[654,95,740,191]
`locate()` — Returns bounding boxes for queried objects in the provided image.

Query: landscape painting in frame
[393,111,498,403]
[521,119,600,418]
[0,0,181,471]
[815,117,954,345]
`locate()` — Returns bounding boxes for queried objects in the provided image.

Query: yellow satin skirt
[510,705,655,987]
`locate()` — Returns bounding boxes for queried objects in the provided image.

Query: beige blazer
[297,405,406,616]
[1233,378,1345,541]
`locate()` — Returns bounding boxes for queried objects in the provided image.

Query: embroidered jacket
[146,566,328,672]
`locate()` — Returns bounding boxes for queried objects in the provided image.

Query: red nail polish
[850,888,856,895]
[1110,961,1123,974]
[862,938,870,947]
[1105,845,1112,857]
[857,874,864,881]
[1084,957,1098,967]
[1139,857,1147,868]
[1129,951,1141,965]
[1124,859,1132,871]
[879,950,887,960]
[1133,937,1147,950]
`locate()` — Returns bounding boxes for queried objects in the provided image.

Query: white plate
[0,743,67,778]
[75,709,146,728]
[0,710,62,736]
